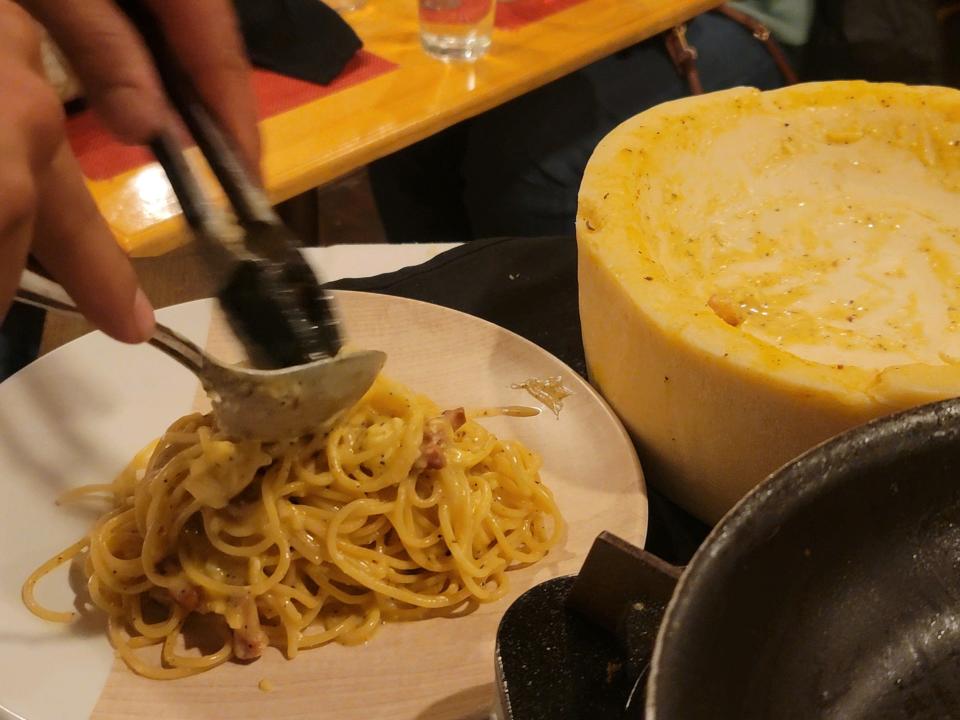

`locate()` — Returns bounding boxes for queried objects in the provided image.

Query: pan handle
[566,531,682,634]
[566,531,682,717]
[494,533,682,720]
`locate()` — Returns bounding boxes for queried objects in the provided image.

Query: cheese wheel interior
[578,81,960,521]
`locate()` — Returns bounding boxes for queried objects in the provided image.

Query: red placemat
[495,0,587,30]
[67,50,397,182]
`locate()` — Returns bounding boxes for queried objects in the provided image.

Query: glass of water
[327,0,367,11]
[419,0,495,62]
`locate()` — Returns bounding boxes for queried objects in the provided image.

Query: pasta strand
[22,376,564,679]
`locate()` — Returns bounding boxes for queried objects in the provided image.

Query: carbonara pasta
[22,376,564,679]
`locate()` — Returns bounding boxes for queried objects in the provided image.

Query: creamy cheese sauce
[511,377,573,418]
[655,106,960,369]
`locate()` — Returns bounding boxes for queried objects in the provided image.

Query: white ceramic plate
[0,291,647,720]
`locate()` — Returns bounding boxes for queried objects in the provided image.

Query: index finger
[31,140,155,344]
[19,0,169,144]
[143,0,261,177]
[21,0,260,175]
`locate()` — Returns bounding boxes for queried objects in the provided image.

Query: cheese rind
[577,81,960,522]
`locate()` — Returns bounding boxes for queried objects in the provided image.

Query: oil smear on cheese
[649,99,960,370]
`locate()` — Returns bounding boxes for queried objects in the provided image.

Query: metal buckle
[673,23,698,61]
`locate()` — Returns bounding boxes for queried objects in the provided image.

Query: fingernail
[133,287,156,342]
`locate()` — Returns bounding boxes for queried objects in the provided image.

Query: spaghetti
[22,375,564,679]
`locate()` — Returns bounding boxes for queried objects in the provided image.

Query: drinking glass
[419,0,495,61]
[327,0,367,11]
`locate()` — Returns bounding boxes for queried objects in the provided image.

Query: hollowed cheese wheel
[577,81,960,522]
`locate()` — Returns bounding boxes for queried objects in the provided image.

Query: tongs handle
[120,0,274,230]
[118,0,343,368]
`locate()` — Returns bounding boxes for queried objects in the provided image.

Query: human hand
[0,0,259,343]
[21,0,260,170]
[0,0,153,342]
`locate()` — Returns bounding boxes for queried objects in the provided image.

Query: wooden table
[79,0,716,257]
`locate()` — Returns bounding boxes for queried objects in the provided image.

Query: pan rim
[646,394,960,717]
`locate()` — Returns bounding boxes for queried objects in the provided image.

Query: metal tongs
[121,0,339,370]
[15,2,386,440]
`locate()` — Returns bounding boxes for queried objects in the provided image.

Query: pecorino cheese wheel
[577,81,960,522]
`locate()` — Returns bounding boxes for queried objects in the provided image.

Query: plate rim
[0,289,647,720]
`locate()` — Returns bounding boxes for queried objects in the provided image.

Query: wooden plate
[0,291,647,720]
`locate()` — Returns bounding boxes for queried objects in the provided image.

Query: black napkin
[327,236,710,564]
[234,0,362,85]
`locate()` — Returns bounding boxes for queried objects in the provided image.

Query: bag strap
[665,3,799,95]
[665,23,703,94]
[714,4,799,84]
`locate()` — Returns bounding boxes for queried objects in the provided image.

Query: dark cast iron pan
[496,395,960,719]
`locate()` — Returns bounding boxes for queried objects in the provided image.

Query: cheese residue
[512,377,572,418]
[619,86,960,371]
